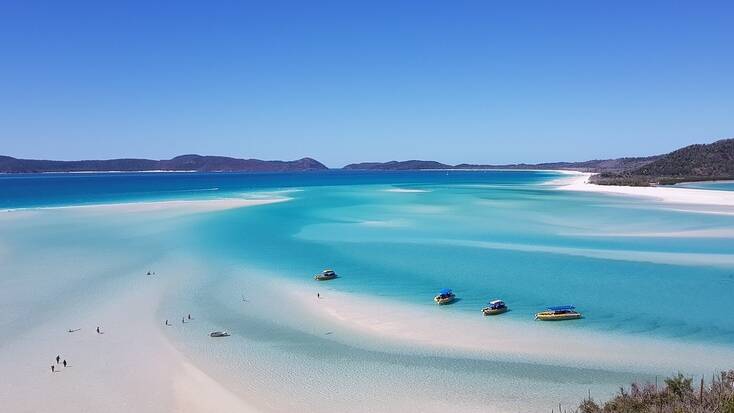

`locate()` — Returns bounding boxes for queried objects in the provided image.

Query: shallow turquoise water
[677,180,734,191]
[3,171,734,344]
[183,180,734,345]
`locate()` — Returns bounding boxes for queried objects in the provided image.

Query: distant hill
[343,139,734,186]
[0,155,328,173]
[590,138,734,186]
[343,160,452,170]
[343,156,660,173]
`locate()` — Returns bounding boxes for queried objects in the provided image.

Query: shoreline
[0,254,260,413]
[277,278,734,375]
[556,171,734,209]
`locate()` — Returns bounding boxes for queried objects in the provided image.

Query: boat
[314,269,337,281]
[434,288,456,305]
[535,305,582,321]
[482,299,508,315]
[209,331,231,337]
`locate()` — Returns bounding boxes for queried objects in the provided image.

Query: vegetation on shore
[573,371,734,413]
[590,139,734,186]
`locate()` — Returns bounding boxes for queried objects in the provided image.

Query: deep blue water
[0,170,556,209]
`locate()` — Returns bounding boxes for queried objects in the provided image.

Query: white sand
[558,172,734,208]
[0,260,259,413]
[286,284,734,375]
[0,196,279,413]
[384,188,430,193]
[2,197,290,216]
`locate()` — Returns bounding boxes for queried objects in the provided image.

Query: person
[63,360,67,368]
[181,317,185,324]
[317,292,320,299]
[51,365,54,373]
[165,319,169,326]
[147,271,151,276]
[96,326,100,334]
[187,314,191,320]
[56,355,60,364]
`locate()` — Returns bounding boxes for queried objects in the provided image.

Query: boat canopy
[489,300,505,305]
[439,288,453,295]
[547,305,575,311]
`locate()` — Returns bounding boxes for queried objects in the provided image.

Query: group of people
[165,314,192,326]
[50,355,68,373]
[54,326,104,373]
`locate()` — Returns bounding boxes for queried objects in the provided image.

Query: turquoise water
[2,170,733,411]
[677,180,734,191]
[186,180,734,344]
[3,171,734,343]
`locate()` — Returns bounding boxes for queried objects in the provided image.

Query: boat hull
[314,274,337,281]
[434,295,455,305]
[482,307,508,316]
[534,312,582,321]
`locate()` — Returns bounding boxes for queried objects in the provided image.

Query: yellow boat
[535,305,582,321]
[314,269,337,281]
[434,288,455,305]
[482,300,508,316]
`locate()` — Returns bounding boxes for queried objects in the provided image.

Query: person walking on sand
[51,365,55,373]
[317,292,320,299]
[56,355,60,364]
[63,360,67,368]
[96,326,101,334]
[165,319,169,326]
[187,314,191,320]
[181,317,185,324]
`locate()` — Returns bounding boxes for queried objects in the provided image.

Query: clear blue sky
[1,1,732,167]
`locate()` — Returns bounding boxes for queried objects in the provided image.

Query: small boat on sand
[209,331,231,337]
[314,269,337,281]
[535,305,582,321]
[434,288,456,305]
[482,299,508,316]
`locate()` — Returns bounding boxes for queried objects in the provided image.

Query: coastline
[279,278,734,375]
[557,171,734,209]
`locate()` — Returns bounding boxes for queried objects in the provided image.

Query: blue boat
[434,288,456,305]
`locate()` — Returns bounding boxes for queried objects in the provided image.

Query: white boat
[209,331,231,337]
[314,269,338,281]
[482,299,508,316]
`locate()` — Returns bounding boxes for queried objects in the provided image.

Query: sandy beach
[0,255,260,413]
[558,172,734,209]
[282,280,734,375]
[0,198,279,413]
[1,196,291,215]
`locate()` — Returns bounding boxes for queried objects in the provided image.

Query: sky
[1,1,732,167]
